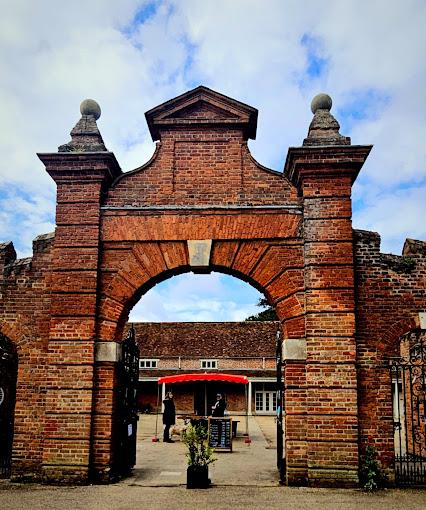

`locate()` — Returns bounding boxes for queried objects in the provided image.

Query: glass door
[255,391,277,412]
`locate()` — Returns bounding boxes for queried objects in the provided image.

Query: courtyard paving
[131,414,279,486]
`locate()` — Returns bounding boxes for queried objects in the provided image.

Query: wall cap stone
[284,144,373,191]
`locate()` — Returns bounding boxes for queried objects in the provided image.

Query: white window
[255,391,277,412]
[139,359,158,369]
[201,359,217,369]
[255,390,277,413]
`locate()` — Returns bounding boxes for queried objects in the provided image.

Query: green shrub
[182,424,217,467]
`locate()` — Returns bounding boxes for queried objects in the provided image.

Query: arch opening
[128,271,265,323]
[111,270,284,486]
[0,332,18,479]
[94,239,305,484]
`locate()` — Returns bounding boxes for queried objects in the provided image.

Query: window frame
[139,358,158,369]
[200,359,217,369]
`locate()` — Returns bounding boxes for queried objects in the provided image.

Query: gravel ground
[0,481,425,510]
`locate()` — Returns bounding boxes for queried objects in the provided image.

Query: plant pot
[186,465,209,489]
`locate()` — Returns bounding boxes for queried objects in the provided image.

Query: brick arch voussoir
[98,238,305,341]
[98,241,190,341]
[0,319,31,354]
[210,264,304,339]
[376,315,420,363]
[210,240,275,299]
[210,239,305,326]
[102,242,190,306]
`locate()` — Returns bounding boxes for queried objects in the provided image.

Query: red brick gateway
[0,86,425,487]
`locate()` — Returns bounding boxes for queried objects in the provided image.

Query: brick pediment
[163,100,239,121]
[145,85,258,141]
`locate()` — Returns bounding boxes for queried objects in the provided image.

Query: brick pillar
[285,143,371,487]
[283,358,308,485]
[280,296,308,485]
[38,152,121,483]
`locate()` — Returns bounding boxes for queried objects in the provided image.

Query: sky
[1,0,426,322]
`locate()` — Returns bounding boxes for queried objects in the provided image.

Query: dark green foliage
[245,298,279,322]
[360,436,387,490]
[182,424,217,467]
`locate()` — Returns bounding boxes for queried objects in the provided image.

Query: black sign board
[208,417,232,452]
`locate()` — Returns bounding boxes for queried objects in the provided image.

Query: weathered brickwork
[353,231,426,478]
[0,86,425,487]
[0,234,53,481]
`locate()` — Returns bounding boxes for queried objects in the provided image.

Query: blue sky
[1,0,426,322]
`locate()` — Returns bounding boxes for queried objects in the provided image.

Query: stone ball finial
[311,93,332,114]
[80,99,101,120]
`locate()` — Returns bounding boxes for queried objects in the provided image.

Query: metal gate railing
[116,326,139,475]
[276,326,285,484]
[390,330,426,486]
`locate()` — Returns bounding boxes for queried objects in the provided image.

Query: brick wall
[0,234,53,481]
[353,231,426,475]
[106,130,299,208]
[0,86,425,487]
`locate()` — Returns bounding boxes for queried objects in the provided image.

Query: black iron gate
[276,326,285,484]
[0,334,17,478]
[390,329,426,486]
[116,326,139,476]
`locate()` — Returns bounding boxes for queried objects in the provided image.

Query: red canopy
[158,373,249,385]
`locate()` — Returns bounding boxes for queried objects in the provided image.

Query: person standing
[211,393,226,417]
[162,390,176,443]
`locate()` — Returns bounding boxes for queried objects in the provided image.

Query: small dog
[169,424,187,440]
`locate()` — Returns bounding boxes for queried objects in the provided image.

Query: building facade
[132,321,278,416]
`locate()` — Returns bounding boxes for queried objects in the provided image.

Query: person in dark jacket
[162,390,176,443]
[211,393,226,417]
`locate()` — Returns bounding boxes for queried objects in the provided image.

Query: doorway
[255,383,277,414]
[0,334,17,478]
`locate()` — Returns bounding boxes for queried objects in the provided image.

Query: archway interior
[125,272,281,485]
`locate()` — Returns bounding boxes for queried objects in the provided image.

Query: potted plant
[182,423,217,489]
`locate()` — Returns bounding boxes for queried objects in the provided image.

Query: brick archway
[92,237,306,481]
[0,323,44,481]
[2,85,383,487]
[97,240,305,342]
[355,315,423,474]
[376,316,420,363]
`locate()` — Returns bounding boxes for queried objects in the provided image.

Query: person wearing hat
[211,393,226,417]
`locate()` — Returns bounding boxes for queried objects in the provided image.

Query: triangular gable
[145,85,258,141]
[162,100,240,121]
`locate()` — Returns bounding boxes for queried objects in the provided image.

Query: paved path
[131,415,279,486]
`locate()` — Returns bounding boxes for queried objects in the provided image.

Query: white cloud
[353,184,426,254]
[129,273,262,322]
[1,0,426,312]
